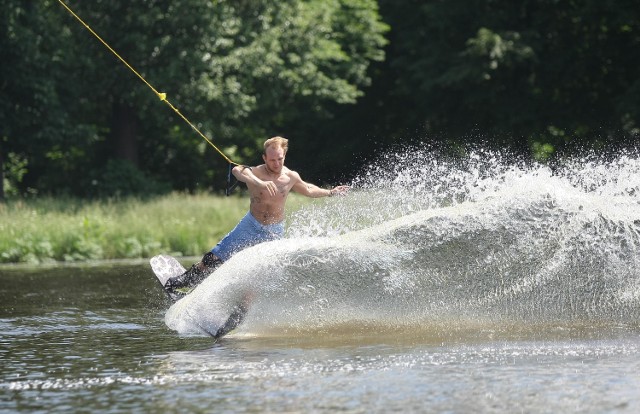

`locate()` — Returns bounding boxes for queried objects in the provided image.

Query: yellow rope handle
[56,0,239,166]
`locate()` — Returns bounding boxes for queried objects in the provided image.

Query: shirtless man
[164,136,349,298]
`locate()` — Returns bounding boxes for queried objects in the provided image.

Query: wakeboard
[150,254,187,302]
[151,254,250,339]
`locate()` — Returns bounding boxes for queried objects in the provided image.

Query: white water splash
[166,148,640,337]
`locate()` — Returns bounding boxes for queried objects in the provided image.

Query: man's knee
[202,252,223,269]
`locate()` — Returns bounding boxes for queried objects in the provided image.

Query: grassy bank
[0,193,311,264]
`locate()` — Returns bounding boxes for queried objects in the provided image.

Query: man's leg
[163,213,248,296]
[164,252,223,295]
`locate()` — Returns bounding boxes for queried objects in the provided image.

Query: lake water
[0,263,639,413]
[3,149,640,412]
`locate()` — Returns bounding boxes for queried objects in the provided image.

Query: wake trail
[165,148,640,338]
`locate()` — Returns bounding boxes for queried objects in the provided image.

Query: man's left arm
[290,171,349,198]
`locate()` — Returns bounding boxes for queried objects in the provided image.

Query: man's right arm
[232,165,277,196]
[231,165,254,183]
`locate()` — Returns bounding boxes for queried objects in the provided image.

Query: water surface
[3,149,640,412]
[1,261,638,412]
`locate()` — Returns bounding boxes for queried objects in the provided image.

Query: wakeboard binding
[163,252,223,301]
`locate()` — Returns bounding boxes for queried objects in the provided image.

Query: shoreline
[0,256,201,271]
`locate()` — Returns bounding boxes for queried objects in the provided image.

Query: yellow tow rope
[56,0,239,166]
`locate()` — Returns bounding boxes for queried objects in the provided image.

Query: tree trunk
[0,151,4,202]
[111,102,139,166]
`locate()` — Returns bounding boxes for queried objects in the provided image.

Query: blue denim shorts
[211,212,284,262]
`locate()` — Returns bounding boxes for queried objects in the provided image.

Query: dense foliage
[2,0,639,198]
[353,0,640,160]
[1,0,387,197]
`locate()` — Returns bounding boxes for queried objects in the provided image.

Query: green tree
[348,0,640,160]
[1,1,66,197]
[194,0,389,181]
[2,0,387,197]
[58,0,223,194]
[50,0,387,195]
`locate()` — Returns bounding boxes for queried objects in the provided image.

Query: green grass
[0,192,315,264]
[0,193,267,264]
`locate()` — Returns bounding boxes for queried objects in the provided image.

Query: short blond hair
[263,136,288,155]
